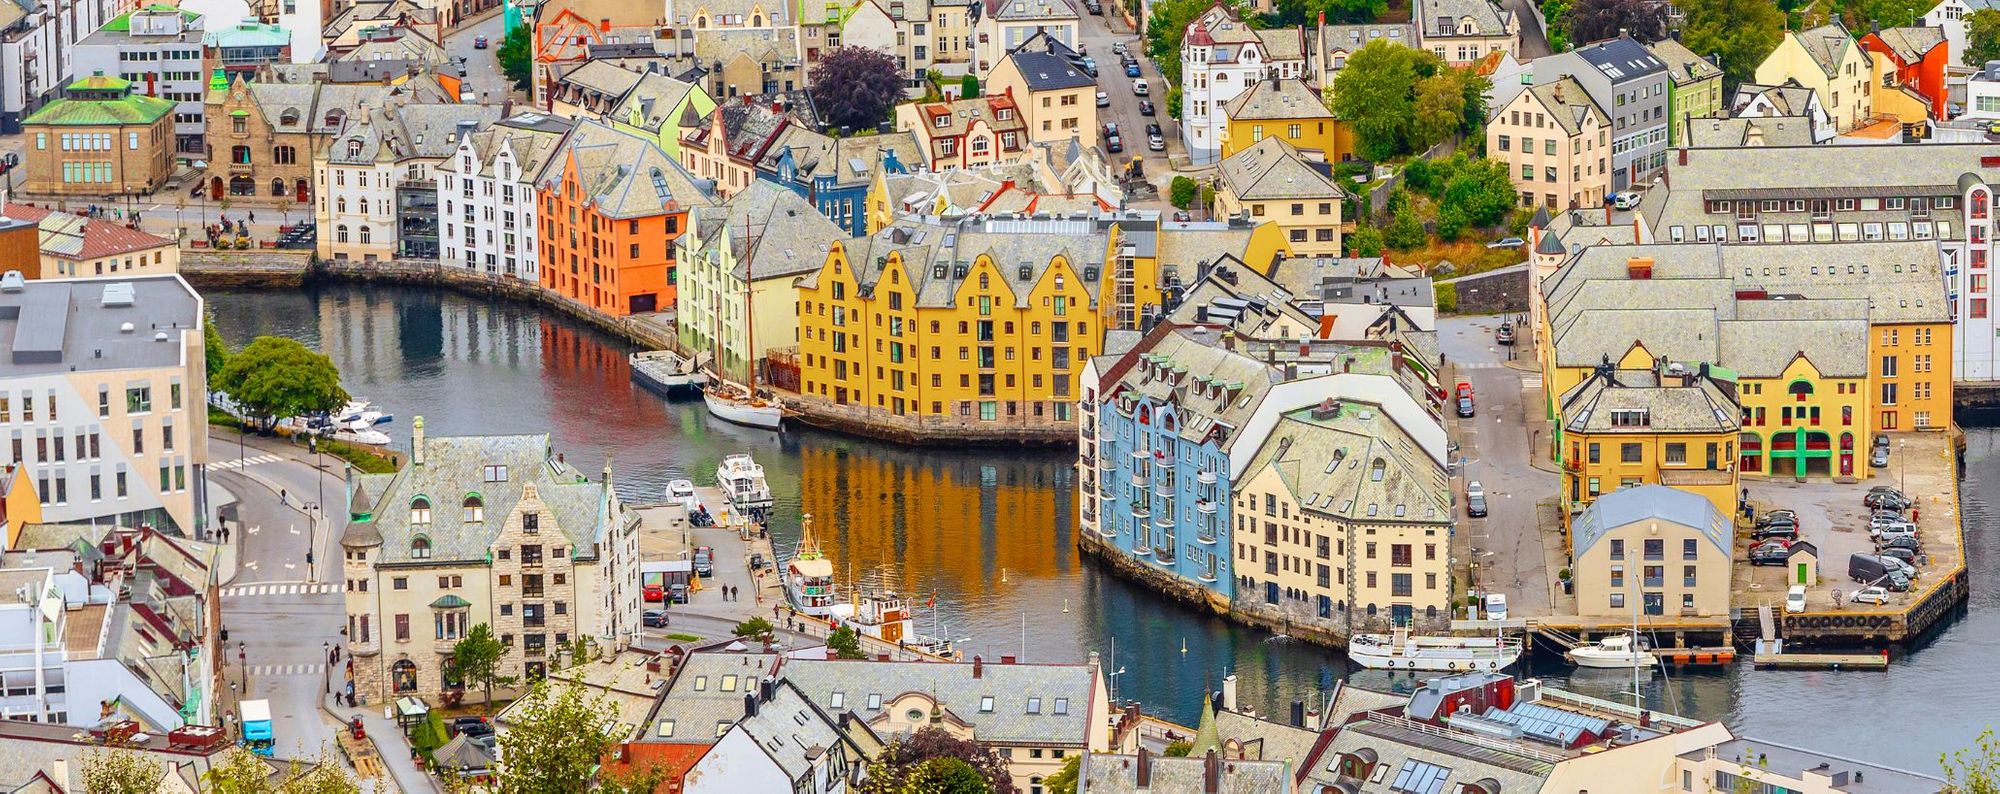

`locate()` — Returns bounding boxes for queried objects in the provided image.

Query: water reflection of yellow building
[795,445,1074,599]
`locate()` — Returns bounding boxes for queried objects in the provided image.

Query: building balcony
[1131,472,1149,488]
[434,637,459,655]
[1153,545,1177,564]
[1197,570,1218,583]
[1197,500,1218,515]
[1130,449,1151,462]
[1131,504,1150,519]
[1198,471,1218,486]
[1080,453,1096,469]
[1156,517,1176,535]
[1660,468,1735,487]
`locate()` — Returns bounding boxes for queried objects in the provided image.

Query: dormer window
[411,536,432,559]
[346,138,363,158]
[411,496,432,524]
[464,495,484,523]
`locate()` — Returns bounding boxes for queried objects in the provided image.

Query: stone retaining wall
[784,391,1077,447]
[179,250,313,288]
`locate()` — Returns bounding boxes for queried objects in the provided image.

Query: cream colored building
[315,104,503,261]
[340,422,641,705]
[1213,136,1344,256]
[674,182,842,386]
[985,47,1097,145]
[971,0,1079,74]
[0,276,209,536]
[1754,21,1874,133]
[1569,484,1732,620]
[1490,76,1611,211]
[1232,380,1452,632]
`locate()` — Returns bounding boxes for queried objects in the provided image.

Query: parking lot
[1737,431,1963,616]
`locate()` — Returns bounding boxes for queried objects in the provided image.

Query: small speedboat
[666,479,700,509]
[333,427,391,446]
[335,400,391,426]
[1567,633,1655,670]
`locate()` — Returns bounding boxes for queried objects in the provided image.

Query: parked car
[1172,210,1192,222]
[1880,554,1918,580]
[1486,237,1524,248]
[1495,324,1515,345]
[1748,541,1791,566]
[749,552,767,569]
[1784,585,1807,614]
[1112,41,1128,56]
[1084,0,1102,12]
[643,609,669,628]
[1133,78,1150,95]
[1870,522,1918,541]
[1750,524,1799,542]
[1096,91,1111,107]
[643,583,665,602]
[694,546,714,576]
[1148,132,1165,151]
[450,717,493,739]
[1456,395,1475,417]
[1145,122,1162,138]
[1139,99,1156,116]
[1081,57,1098,76]
[1870,445,1890,468]
[1755,509,1797,527]
[669,583,691,604]
[1612,191,1642,210]
[1126,62,1142,78]
[1878,546,1919,566]
[1456,381,1474,399]
[1466,481,1488,517]
[1849,553,1901,585]
[1850,586,1891,605]
[1105,128,1124,153]
[1864,491,1912,510]
[1483,593,1507,621]
[1878,535,1922,553]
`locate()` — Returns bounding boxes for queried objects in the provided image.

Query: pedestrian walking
[248,210,256,223]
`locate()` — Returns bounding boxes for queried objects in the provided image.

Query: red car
[643,583,664,602]
[1455,381,1473,399]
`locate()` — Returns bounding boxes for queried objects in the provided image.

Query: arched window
[336,197,347,214]
[979,273,989,289]
[270,178,285,196]
[360,226,372,244]
[392,660,418,693]
[410,497,432,524]
[463,495,484,523]
[411,536,432,559]
[751,13,762,25]
[1788,380,1814,398]
[346,138,363,158]
[336,224,349,243]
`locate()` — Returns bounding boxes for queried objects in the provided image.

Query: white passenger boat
[785,516,848,618]
[848,590,958,658]
[716,453,773,510]
[333,427,392,446]
[1566,633,1655,670]
[630,350,709,394]
[665,479,700,510]
[1347,627,1523,672]
[703,385,784,430]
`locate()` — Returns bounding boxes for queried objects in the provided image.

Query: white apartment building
[1179,3,1307,163]
[318,104,504,262]
[0,0,116,133]
[72,6,209,156]
[438,112,573,281]
[0,275,208,535]
[971,0,1080,74]
[1921,0,1996,71]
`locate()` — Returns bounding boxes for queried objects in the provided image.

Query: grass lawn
[1394,238,1523,277]
[665,633,703,643]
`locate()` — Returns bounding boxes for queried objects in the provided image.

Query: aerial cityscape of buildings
[0,0,1992,789]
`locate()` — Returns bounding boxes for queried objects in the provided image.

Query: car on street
[1486,237,1524,248]
[1104,122,1124,152]
[1084,0,1102,12]
[1495,323,1514,345]
[643,609,669,628]
[1612,191,1641,210]
[1112,41,1127,56]
[1850,586,1891,605]
[669,583,691,604]
[1456,395,1474,417]
[1148,132,1165,151]
[1785,585,1807,613]
[694,546,714,576]
[450,717,494,739]
[1133,78,1150,95]
[1096,91,1110,107]
[1172,210,1192,222]
[1465,481,1487,517]
[1750,524,1798,542]
[1870,445,1890,468]
[1749,541,1791,566]
[643,583,664,602]
[473,35,489,48]
[1126,63,1142,78]
[1081,57,1098,76]
[1139,99,1156,116]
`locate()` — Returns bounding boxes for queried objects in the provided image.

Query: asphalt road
[1438,315,1556,617]
[1499,0,1554,60]
[1075,8,1175,198]
[446,11,516,105]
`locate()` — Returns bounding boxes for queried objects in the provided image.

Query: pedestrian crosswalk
[1457,362,1504,370]
[246,663,326,677]
[210,453,284,471]
[1522,374,1543,389]
[223,582,339,598]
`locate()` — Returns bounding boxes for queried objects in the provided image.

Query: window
[411,537,432,558]
[411,497,432,524]
[1620,443,1642,463]
[464,495,484,522]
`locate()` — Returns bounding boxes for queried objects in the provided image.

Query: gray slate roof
[1418,0,1512,38]
[796,214,1108,310]
[1521,76,1605,137]
[344,433,617,564]
[1648,37,1720,85]
[1686,117,1815,148]
[1301,713,1552,793]
[780,657,1100,745]
[683,181,844,281]
[1571,484,1730,557]
[1222,77,1335,123]
[642,650,783,743]
[1007,48,1095,91]
[1100,325,1282,447]
[536,120,715,219]
[1081,752,1291,792]
[1216,137,1341,201]
[1793,22,1858,79]
[1558,367,1738,435]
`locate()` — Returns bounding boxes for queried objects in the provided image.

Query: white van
[1132,78,1150,96]
[1483,593,1508,621]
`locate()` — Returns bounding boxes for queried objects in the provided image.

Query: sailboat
[702,213,785,430]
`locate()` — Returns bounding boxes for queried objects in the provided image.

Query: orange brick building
[536,121,714,316]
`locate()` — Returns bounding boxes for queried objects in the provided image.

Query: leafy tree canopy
[214,336,348,428]
[495,677,625,793]
[860,728,1012,794]
[497,25,532,92]
[1564,0,1667,45]
[1970,9,2000,68]
[828,625,867,659]
[1679,0,1784,86]
[811,47,907,131]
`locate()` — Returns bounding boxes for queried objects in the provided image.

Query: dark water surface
[209,285,1997,772]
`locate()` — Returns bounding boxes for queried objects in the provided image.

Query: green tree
[1146,0,1243,86]
[1440,156,1520,229]
[1268,0,1384,26]
[1401,158,1438,196]
[861,728,1011,793]
[903,758,992,793]
[1386,204,1427,250]
[1163,740,1193,756]
[81,748,166,793]
[203,314,229,392]
[961,74,981,98]
[1944,728,2000,794]
[1348,224,1385,257]
[1412,72,1469,152]
[1679,0,1785,86]
[1435,281,1459,313]
[1971,9,2000,68]
[1169,175,1201,209]
[214,336,348,430]
[445,623,515,712]
[1540,0,1575,50]
[206,747,360,794]
[1042,755,1081,794]
[828,625,866,659]
[733,616,775,638]
[495,676,624,793]
[811,47,907,130]
[497,25,532,92]
[1834,0,1927,32]
[1331,40,1441,160]
[411,711,451,765]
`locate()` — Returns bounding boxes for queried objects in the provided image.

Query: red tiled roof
[3,205,175,261]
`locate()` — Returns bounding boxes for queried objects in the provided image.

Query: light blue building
[1080,326,1280,600]
[756,127,922,237]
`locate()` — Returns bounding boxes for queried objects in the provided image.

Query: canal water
[208,285,1997,772]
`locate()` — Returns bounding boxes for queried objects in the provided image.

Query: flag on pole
[928,591,936,608]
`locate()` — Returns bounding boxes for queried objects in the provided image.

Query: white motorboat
[630,350,710,394]
[716,453,773,510]
[1567,633,1655,670]
[335,400,392,426]
[333,427,392,446]
[1347,627,1523,672]
[704,386,783,430]
[785,515,849,618]
[665,479,700,510]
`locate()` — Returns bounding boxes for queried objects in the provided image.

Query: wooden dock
[1751,651,1890,670]
[1652,647,1737,666]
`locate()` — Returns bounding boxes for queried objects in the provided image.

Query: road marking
[1457,362,1502,370]
[248,525,262,535]
[243,560,259,570]
[247,664,327,677]
[284,563,297,570]
[210,453,284,471]
[222,583,339,598]
[1522,375,1543,389]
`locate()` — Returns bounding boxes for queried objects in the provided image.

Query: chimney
[743,692,758,718]
[1204,749,1222,793]
[600,17,611,31]
[411,416,425,466]
[1000,655,1017,664]
[773,99,783,114]
[973,655,984,678]
[1221,673,1238,712]
[1137,746,1153,788]
[1679,148,1688,166]
[1290,700,1306,727]
[1627,257,1655,280]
